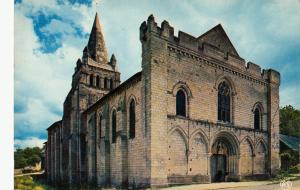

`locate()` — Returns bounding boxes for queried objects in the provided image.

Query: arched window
[254,108,260,130]
[176,90,186,117]
[104,78,108,89]
[110,79,114,89]
[99,114,102,138]
[129,99,136,139]
[96,76,100,88]
[112,110,116,143]
[90,75,94,86]
[218,81,231,122]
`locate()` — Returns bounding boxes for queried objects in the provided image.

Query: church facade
[45,13,280,188]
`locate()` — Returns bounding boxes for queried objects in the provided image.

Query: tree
[279,105,300,170]
[14,147,43,169]
[280,105,300,138]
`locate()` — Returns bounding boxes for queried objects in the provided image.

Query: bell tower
[62,12,120,185]
[72,12,121,105]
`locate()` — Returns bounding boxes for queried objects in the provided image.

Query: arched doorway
[211,132,239,182]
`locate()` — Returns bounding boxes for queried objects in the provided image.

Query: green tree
[279,105,300,170]
[14,147,43,169]
[280,105,300,138]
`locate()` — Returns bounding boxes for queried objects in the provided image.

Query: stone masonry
[45,13,280,189]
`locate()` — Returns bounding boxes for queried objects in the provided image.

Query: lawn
[14,175,56,190]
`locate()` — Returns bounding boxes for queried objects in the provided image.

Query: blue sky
[14,0,300,148]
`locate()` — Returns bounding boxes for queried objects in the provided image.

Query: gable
[198,24,239,57]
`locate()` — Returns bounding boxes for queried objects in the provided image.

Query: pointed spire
[87,12,108,63]
[93,12,101,29]
[110,54,116,68]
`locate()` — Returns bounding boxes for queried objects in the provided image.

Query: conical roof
[87,12,108,63]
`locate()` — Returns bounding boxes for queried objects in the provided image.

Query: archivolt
[168,126,188,147]
[190,128,209,151]
[172,81,193,98]
[240,136,255,155]
[214,75,237,96]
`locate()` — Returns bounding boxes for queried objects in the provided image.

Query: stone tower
[61,12,120,186]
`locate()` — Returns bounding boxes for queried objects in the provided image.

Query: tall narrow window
[176,90,186,117]
[110,79,114,89]
[90,75,94,86]
[218,81,231,122]
[96,76,100,88]
[254,108,260,130]
[99,115,102,138]
[112,110,116,143]
[129,100,136,139]
[104,78,108,89]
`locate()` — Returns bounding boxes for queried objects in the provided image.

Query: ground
[163,180,299,190]
[15,173,300,190]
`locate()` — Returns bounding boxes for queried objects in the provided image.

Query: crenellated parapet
[140,14,279,81]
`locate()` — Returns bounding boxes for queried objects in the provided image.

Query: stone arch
[127,94,138,108]
[254,138,267,151]
[252,102,264,113]
[240,136,254,155]
[110,107,117,143]
[190,129,209,152]
[214,75,237,96]
[240,136,254,175]
[254,139,267,174]
[168,126,188,145]
[167,127,188,176]
[189,129,209,175]
[128,98,136,139]
[172,81,193,98]
[210,131,239,182]
[211,131,240,154]
[172,82,192,118]
[252,102,264,130]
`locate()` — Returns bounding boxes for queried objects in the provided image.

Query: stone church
[45,13,280,188]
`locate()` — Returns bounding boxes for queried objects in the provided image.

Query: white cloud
[15,137,46,149]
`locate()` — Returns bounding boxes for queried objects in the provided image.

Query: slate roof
[280,134,300,152]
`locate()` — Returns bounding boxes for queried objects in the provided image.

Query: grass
[269,167,300,185]
[14,176,56,190]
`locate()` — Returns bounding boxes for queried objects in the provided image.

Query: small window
[90,75,94,86]
[112,110,116,143]
[218,81,231,122]
[254,108,260,130]
[110,79,114,89]
[96,76,100,87]
[129,100,136,139]
[176,90,186,117]
[104,78,108,89]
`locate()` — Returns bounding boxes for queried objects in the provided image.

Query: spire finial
[93,12,101,29]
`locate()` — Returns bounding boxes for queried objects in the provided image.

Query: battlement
[246,62,261,77]
[140,15,280,80]
[263,69,281,85]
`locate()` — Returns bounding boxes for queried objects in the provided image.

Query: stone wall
[139,15,280,186]
[84,73,148,188]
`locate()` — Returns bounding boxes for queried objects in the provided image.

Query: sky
[14,0,300,148]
